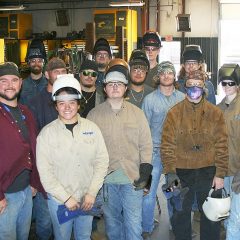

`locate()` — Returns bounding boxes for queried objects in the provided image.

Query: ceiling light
[109,1,145,7]
[0,5,25,11]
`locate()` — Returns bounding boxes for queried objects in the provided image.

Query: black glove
[164,173,180,192]
[133,163,153,191]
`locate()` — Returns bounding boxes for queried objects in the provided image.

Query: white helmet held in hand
[202,188,231,222]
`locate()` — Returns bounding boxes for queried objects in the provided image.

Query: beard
[0,91,19,101]
[131,78,145,86]
[97,62,107,69]
[82,82,95,89]
[30,66,43,75]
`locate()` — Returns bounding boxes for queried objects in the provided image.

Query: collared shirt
[36,114,109,203]
[142,88,185,148]
[87,100,153,182]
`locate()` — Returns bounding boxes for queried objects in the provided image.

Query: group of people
[0,30,239,240]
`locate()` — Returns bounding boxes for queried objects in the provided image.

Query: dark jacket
[28,87,58,131]
[0,103,44,200]
[161,98,229,178]
[19,75,47,107]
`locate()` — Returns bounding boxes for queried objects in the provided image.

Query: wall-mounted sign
[94,13,115,39]
[176,14,191,32]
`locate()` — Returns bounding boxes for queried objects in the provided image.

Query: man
[217,64,240,239]
[19,39,48,107]
[142,31,162,88]
[177,44,216,104]
[141,61,185,238]
[161,69,229,240]
[79,59,104,118]
[92,38,112,87]
[28,57,67,240]
[0,62,44,239]
[126,49,153,108]
[87,58,153,240]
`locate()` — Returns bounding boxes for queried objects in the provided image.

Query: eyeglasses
[221,81,236,87]
[82,70,98,77]
[106,82,125,88]
[144,47,159,52]
[29,58,44,64]
[96,52,109,58]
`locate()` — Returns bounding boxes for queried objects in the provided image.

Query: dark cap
[143,31,162,48]
[182,45,203,62]
[0,62,20,78]
[93,38,112,58]
[129,49,150,70]
[46,57,66,71]
[26,39,47,61]
[80,60,98,72]
[218,64,240,85]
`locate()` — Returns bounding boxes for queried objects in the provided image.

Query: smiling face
[0,75,22,103]
[55,92,80,124]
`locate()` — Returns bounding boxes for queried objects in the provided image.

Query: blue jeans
[142,149,162,233]
[0,186,33,240]
[47,194,93,240]
[226,191,240,240]
[103,183,143,240]
[32,192,52,240]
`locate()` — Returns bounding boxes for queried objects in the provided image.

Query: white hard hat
[52,74,81,101]
[202,188,231,222]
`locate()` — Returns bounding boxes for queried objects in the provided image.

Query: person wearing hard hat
[87,59,153,240]
[217,64,240,240]
[36,74,109,240]
[161,70,229,240]
[177,44,216,105]
[142,31,162,88]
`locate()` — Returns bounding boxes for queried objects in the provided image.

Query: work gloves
[133,163,153,191]
[162,173,180,192]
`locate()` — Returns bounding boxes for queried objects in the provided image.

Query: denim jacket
[142,88,185,148]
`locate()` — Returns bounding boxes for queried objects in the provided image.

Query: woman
[36,74,109,240]
[217,63,240,240]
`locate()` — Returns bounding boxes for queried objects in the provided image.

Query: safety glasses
[221,81,236,87]
[144,47,159,52]
[82,70,98,77]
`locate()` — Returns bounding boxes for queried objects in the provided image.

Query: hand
[81,194,95,211]
[165,173,180,190]
[31,186,37,197]
[133,163,153,191]
[0,198,7,214]
[64,197,80,211]
[212,176,224,190]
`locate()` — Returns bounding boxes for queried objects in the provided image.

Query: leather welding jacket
[218,92,240,176]
[161,98,229,178]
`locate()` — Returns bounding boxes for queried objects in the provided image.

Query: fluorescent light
[0,5,25,11]
[109,1,145,7]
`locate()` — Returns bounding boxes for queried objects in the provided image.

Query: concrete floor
[29,174,226,240]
